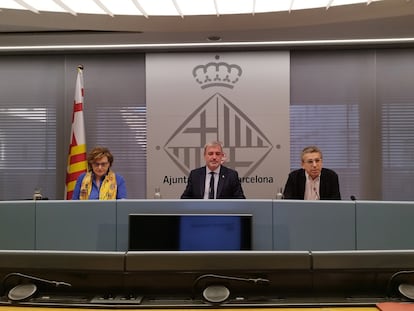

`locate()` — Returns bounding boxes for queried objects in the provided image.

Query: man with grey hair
[282,145,341,200]
[181,141,246,199]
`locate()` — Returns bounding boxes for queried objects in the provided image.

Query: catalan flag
[65,65,87,199]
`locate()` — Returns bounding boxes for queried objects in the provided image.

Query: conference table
[2,200,414,310]
[0,307,385,311]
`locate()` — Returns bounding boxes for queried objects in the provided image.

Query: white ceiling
[0,0,413,50]
[0,0,384,16]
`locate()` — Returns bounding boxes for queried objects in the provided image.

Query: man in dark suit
[181,141,246,199]
[283,146,341,200]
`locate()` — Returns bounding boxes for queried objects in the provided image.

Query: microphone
[2,272,72,288]
[2,272,72,302]
[192,274,270,304]
[350,195,356,201]
[385,270,414,298]
[193,273,270,285]
[313,187,319,200]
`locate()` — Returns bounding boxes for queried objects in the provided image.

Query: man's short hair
[203,141,223,155]
[301,145,323,161]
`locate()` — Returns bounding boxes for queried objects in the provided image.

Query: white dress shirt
[304,172,320,200]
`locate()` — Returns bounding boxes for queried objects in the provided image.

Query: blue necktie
[209,172,215,199]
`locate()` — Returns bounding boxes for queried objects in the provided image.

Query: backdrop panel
[146,52,290,199]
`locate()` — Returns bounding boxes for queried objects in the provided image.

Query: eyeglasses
[304,158,321,165]
[92,162,109,167]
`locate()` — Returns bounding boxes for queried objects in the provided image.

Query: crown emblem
[192,55,242,89]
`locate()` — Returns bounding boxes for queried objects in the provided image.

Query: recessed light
[207,35,222,42]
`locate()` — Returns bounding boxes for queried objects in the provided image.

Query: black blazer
[181,166,246,199]
[283,168,341,200]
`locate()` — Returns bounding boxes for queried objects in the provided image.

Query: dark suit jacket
[283,168,341,200]
[181,165,246,199]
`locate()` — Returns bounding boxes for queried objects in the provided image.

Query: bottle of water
[33,188,42,200]
[276,187,283,200]
[154,187,162,199]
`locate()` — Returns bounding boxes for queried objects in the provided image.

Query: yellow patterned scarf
[79,170,117,200]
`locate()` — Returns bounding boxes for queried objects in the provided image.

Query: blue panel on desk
[273,200,356,251]
[356,201,414,250]
[36,200,117,251]
[0,201,35,249]
[116,200,273,251]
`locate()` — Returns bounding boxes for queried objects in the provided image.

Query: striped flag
[65,65,87,199]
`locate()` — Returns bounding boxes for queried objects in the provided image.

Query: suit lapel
[216,167,225,198]
[200,167,207,197]
[319,168,325,198]
[299,169,306,198]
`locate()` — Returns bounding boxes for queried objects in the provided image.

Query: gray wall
[1,49,414,201]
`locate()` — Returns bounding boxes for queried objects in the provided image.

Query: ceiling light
[0,37,413,52]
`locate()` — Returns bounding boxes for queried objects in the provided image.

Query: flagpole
[65,65,88,199]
